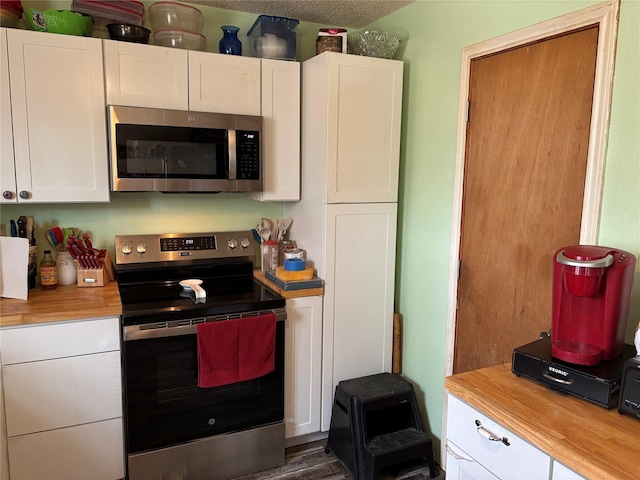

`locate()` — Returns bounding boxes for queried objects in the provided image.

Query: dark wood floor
[234,441,444,480]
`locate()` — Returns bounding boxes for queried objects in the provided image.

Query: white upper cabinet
[104,40,188,110]
[252,59,300,201]
[2,28,109,203]
[0,29,16,203]
[104,40,260,115]
[188,51,260,115]
[303,52,403,203]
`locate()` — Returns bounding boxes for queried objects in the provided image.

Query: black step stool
[325,372,437,479]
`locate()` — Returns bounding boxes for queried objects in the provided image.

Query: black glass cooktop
[117,261,284,325]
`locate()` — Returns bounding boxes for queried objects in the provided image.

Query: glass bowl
[107,23,151,44]
[149,2,203,32]
[153,29,206,51]
[347,30,402,59]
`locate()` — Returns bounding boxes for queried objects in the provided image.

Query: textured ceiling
[188,1,415,29]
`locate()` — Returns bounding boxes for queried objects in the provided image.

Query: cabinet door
[553,460,585,480]
[103,40,188,110]
[3,351,122,437]
[285,296,322,439]
[7,418,124,480]
[188,51,260,115]
[1,364,9,480]
[445,441,499,480]
[7,29,109,202]
[321,203,398,431]
[251,59,300,202]
[325,53,402,203]
[0,28,16,204]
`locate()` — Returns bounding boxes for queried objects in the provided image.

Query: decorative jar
[219,25,242,55]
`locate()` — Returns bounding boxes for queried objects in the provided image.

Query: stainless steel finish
[127,422,285,480]
[542,371,575,385]
[2,191,14,199]
[475,420,510,446]
[228,129,237,179]
[108,105,262,193]
[114,231,255,266]
[19,190,29,199]
[124,308,287,341]
[556,251,613,269]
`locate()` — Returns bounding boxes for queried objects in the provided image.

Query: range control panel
[115,231,254,266]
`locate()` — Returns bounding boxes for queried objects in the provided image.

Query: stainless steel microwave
[108,105,262,193]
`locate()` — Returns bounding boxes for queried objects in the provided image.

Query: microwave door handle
[228,129,237,179]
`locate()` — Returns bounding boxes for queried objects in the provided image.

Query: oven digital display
[160,236,217,251]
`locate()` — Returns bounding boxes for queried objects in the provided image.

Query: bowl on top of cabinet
[107,23,150,44]
[153,29,206,51]
[25,8,94,36]
[149,1,203,32]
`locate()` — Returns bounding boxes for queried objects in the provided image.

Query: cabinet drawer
[446,394,550,479]
[446,440,498,480]
[3,351,122,436]
[7,418,124,480]
[552,460,585,479]
[0,317,119,364]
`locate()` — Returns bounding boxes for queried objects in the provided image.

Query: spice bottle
[40,250,58,290]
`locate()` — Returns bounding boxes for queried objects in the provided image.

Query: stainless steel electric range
[114,231,286,480]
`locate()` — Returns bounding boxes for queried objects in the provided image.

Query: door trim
[444,0,620,377]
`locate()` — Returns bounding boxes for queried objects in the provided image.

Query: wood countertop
[0,282,122,328]
[253,270,324,298]
[445,363,639,480]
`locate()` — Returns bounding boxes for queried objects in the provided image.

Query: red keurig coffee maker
[551,245,636,366]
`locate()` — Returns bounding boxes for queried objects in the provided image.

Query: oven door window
[123,321,284,454]
[115,124,228,179]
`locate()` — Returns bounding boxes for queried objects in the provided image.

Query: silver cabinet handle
[542,372,574,385]
[475,420,510,446]
[2,191,15,199]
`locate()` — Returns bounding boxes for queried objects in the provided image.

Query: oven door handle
[123,309,287,341]
[124,323,199,341]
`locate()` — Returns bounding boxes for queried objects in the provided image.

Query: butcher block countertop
[445,363,639,480]
[0,282,122,328]
[254,270,323,298]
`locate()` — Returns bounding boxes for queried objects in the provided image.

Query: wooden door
[454,26,599,373]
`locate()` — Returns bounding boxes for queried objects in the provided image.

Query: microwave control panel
[236,131,260,180]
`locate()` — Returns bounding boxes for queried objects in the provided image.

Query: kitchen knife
[26,216,34,245]
[10,219,17,237]
[16,216,27,239]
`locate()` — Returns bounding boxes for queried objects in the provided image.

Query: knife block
[75,251,115,287]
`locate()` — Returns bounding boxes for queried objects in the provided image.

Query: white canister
[56,251,77,286]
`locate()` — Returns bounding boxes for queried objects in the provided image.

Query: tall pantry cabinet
[284,52,403,431]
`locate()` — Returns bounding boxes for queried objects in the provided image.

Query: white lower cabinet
[552,460,585,480]
[7,419,124,480]
[445,394,551,479]
[284,296,323,440]
[0,318,124,480]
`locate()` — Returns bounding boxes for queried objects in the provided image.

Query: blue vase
[219,26,242,55]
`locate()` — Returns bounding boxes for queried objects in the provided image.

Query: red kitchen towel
[197,319,240,388]
[238,313,277,382]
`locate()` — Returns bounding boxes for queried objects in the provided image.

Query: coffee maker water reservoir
[551,245,636,366]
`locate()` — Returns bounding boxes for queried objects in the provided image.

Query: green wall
[3,0,638,460]
[369,0,640,456]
